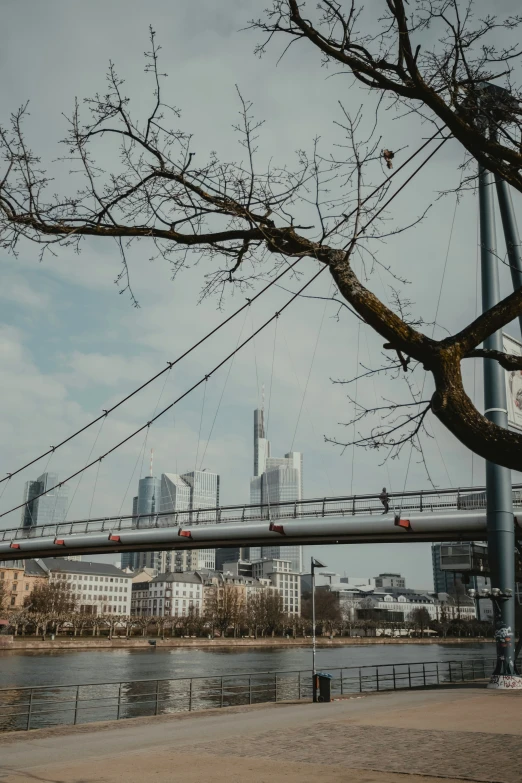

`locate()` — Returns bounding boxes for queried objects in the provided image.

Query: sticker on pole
[502,333,522,431]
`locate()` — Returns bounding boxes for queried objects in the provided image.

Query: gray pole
[478,163,518,682]
[311,556,317,702]
[495,175,522,336]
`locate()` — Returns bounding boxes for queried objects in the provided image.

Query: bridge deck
[3,484,522,543]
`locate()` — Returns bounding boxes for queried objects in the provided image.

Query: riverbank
[0,635,492,651]
[2,688,521,783]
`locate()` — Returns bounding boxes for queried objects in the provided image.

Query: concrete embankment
[0,635,492,651]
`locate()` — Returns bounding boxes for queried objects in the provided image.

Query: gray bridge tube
[0,511,520,561]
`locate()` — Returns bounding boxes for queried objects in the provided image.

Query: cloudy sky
[1,0,522,588]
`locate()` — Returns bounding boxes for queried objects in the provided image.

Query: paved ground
[1,686,521,783]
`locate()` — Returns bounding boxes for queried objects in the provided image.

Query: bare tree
[409,606,432,636]
[2,15,522,468]
[252,1,522,192]
[0,579,6,614]
[205,583,244,637]
[26,580,76,615]
[302,589,342,635]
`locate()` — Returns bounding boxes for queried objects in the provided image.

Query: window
[11,597,16,605]
[14,572,18,580]
[0,572,3,580]
[12,583,17,591]
[25,583,29,591]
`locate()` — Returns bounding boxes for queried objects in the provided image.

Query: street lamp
[311,556,326,703]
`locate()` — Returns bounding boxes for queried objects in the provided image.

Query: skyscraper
[125,475,163,572]
[126,467,220,573]
[249,409,303,573]
[160,470,220,572]
[21,473,69,529]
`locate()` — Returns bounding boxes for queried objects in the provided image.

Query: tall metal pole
[311,556,317,702]
[478,163,519,686]
[495,175,522,336]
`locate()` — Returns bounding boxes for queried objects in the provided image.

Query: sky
[1,0,522,589]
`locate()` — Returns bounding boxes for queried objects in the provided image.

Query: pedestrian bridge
[1,484,522,561]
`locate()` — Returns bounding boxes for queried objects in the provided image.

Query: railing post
[352,496,356,515]
[392,666,396,690]
[422,663,426,687]
[116,682,122,720]
[457,489,461,509]
[359,668,363,692]
[471,660,475,680]
[220,677,224,708]
[27,689,34,731]
[376,668,379,691]
[155,680,160,715]
[189,680,193,712]
[73,685,80,725]
[274,673,278,702]
[460,661,464,682]
[420,491,423,512]
[449,663,453,683]
[408,665,412,689]
[436,662,440,685]
[249,675,252,705]
[340,669,344,696]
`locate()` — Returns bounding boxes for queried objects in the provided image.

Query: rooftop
[39,558,131,578]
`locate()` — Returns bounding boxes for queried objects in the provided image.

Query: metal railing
[4,485,522,542]
[0,657,496,732]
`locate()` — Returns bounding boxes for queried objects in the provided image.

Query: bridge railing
[4,485,522,542]
[0,656,497,732]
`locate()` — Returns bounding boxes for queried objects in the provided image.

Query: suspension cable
[2,134,448,522]
[0,127,447,488]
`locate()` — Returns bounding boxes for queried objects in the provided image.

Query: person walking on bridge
[379,487,389,514]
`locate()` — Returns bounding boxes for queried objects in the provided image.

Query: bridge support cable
[361,324,396,515]
[290,281,332,454]
[64,416,107,523]
[0,258,301,489]
[0,127,448,493]
[398,161,465,508]
[3,134,450,525]
[198,307,250,473]
[281,332,334,497]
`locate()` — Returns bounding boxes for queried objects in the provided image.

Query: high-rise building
[21,473,69,529]
[130,469,220,573]
[125,475,162,572]
[160,470,220,572]
[249,409,303,573]
[431,542,492,621]
[216,547,249,572]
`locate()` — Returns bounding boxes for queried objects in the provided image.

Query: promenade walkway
[1,685,521,783]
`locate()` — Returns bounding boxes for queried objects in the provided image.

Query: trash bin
[316,672,333,703]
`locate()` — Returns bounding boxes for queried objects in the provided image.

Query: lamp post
[311,556,326,703]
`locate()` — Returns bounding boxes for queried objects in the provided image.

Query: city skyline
[123,466,220,573]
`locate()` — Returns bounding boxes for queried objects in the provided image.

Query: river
[0,642,496,688]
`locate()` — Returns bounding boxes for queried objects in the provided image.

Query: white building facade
[41,559,132,615]
[252,558,301,616]
[132,572,204,617]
